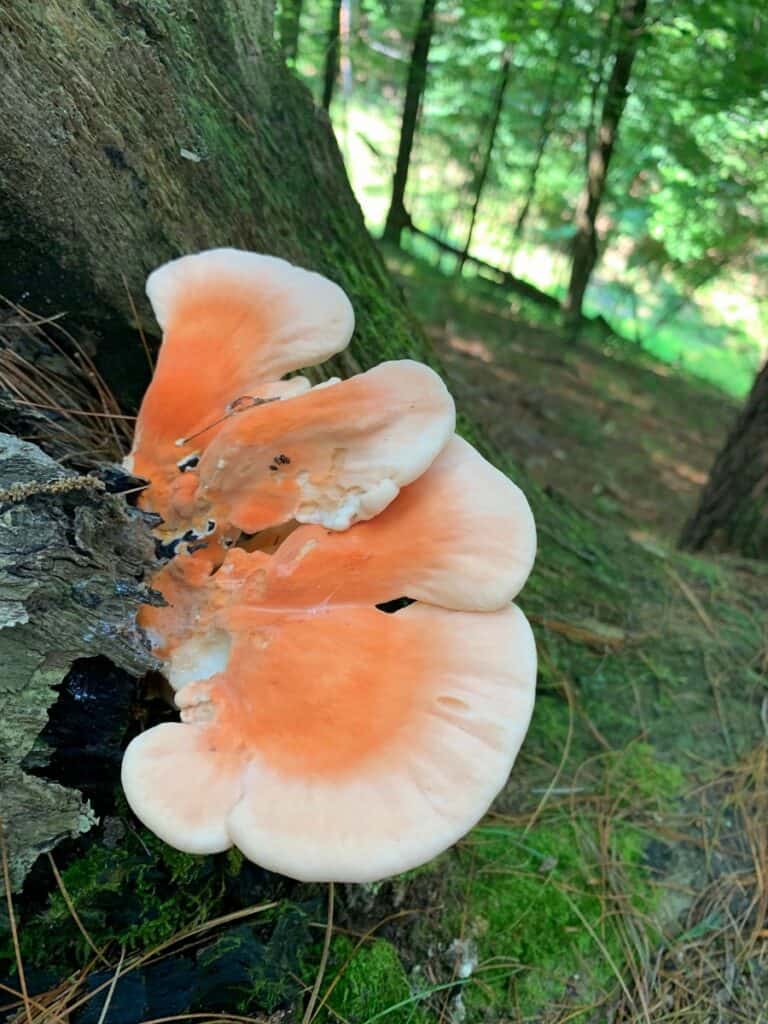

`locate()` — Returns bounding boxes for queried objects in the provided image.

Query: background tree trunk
[278,0,304,64]
[458,51,511,271]
[564,0,646,325]
[513,0,571,240]
[321,0,342,109]
[0,0,435,888]
[382,0,438,245]
[680,361,768,558]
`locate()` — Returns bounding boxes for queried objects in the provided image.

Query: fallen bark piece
[0,434,157,890]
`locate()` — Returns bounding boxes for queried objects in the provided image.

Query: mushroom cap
[128,249,354,517]
[122,603,536,881]
[265,434,537,611]
[183,360,456,537]
[124,436,537,882]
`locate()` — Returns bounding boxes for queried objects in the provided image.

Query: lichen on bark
[0,435,157,890]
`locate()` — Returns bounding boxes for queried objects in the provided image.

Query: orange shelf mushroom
[122,249,537,883]
[127,248,355,533]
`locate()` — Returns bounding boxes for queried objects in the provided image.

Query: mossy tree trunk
[0,0,431,410]
[680,360,768,558]
[0,0,435,888]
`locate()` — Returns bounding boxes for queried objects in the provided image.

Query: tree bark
[0,0,431,413]
[564,0,646,325]
[679,361,768,558]
[278,0,304,63]
[0,435,158,890]
[321,0,342,109]
[458,51,511,271]
[382,0,438,246]
[0,0,436,888]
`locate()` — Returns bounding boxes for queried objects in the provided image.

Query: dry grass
[609,744,768,1024]
[0,296,133,465]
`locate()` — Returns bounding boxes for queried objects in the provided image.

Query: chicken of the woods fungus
[121,248,537,883]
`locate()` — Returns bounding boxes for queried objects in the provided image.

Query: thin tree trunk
[458,51,511,271]
[279,0,304,63]
[514,0,571,240]
[584,0,619,167]
[382,0,438,245]
[680,361,768,558]
[564,0,646,325]
[321,0,342,109]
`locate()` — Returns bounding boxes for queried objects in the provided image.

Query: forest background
[295,0,767,398]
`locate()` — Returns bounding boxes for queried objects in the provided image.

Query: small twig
[175,395,279,447]
[304,882,335,1024]
[48,853,111,967]
[121,272,155,373]
[665,565,716,637]
[10,399,136,421]
[96,946,126,1024]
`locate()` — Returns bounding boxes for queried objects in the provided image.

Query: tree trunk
[458,51,511,271]
[321,0,342,109]
[679,361,768,558]
[278,0,304,63]
[0,0,431,412]
[564,0,646,325]
[0,0,435,889]
[382,0,438,246]
[513,0,571,240]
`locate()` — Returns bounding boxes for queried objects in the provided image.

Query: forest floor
[3,253,767,1024]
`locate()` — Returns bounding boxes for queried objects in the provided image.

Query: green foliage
[296,0,768,396]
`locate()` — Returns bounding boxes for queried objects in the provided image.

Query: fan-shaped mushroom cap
[171,360,456,537]
[128,249,354,516]
[265,435,536,611]
[122,602,536,881]
[125,434,537,882]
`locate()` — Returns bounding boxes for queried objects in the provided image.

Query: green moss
[449,818,657,1018]
[5,825,232,973]
[603,741,685,807]
[325,936,430,1024]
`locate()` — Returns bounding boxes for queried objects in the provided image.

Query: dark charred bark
[321,0,342,109]
[564,0,646,325]
[382,0,438,246]
[458,51,511,271]
[680,361,768,558]
[279,0,304,63]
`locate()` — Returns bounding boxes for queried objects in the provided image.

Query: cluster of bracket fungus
[122,248,537,883]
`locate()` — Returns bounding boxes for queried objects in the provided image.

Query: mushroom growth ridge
[122,248,537,883]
